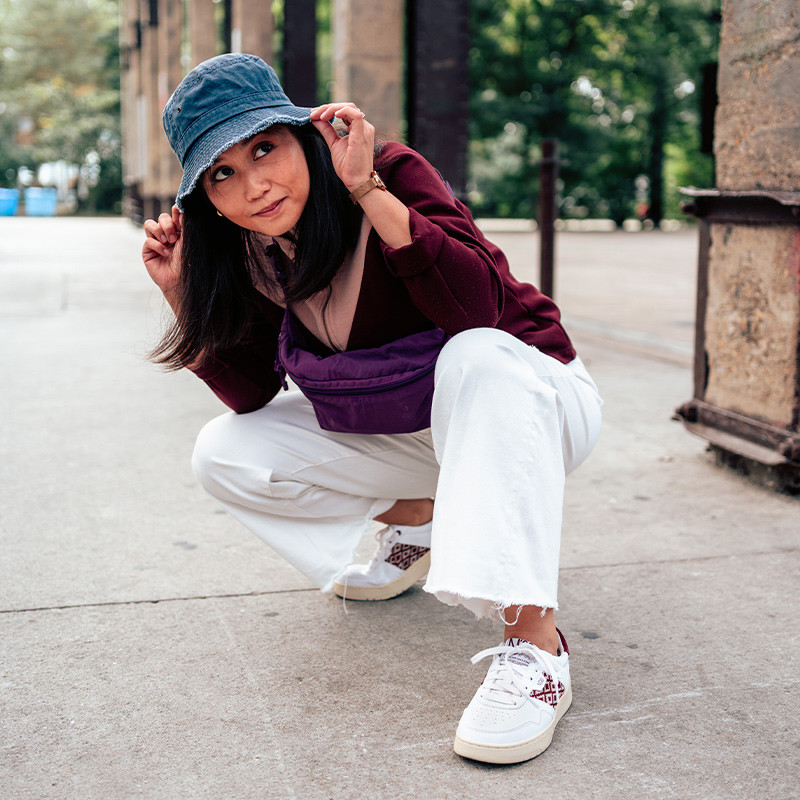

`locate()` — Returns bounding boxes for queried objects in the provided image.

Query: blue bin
[25,187,58,216]
[0,188,20,216]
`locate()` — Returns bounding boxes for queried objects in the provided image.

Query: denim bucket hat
[163,53,313,210]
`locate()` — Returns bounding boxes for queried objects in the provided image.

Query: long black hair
[150,122,364,370]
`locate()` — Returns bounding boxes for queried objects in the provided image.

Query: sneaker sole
[453,684,572,765]
[331,551,431,601]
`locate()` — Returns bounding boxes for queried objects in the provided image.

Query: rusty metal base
[675,399,800,495]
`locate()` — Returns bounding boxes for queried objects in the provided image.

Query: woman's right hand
[142,206,183,299]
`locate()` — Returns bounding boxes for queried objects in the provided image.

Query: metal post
[538,139,558,299]
[283,0,317,106]
[406,0,470,200]
[223,0,232,53]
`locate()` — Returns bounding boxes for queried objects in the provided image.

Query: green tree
[606,0,720,224]
[469,0,613,218]
[468,0,720,223]
[0,0,121,212]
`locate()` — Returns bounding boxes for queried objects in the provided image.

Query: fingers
[141,235,172,261]
[311,102,375,190]
[310,101,373,151]
[143,211,180,246]
[310,102,358,123]
[141,208,184,299]
[311,117,340,150]
[311,102,369,130]
[142,209,183,264]
[171,205,182,235]
[157,211,178,244]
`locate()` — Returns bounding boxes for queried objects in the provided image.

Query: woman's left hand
[310,102,375,192]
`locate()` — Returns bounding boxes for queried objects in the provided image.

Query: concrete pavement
[1,217,797,799]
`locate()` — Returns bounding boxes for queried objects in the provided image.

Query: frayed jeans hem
[423,584,559,621]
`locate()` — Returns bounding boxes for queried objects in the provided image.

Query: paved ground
[1,217,797,799]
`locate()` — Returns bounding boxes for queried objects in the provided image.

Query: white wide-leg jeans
[191,328,603,618]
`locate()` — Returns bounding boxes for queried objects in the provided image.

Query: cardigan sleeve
[376,144,505,333]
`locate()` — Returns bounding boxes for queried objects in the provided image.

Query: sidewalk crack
[0,586,317,615]
[560,546,798,573]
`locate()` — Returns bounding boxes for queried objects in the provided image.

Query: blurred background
[0,0,720,226]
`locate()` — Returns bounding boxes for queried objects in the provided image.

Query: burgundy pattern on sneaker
[531,673,565,708]
[505,637,567,708]
[386,543,430,570]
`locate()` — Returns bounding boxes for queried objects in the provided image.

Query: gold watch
[349,171,387,204]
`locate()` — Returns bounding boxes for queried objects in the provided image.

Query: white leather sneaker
[332,521,432,601]
[454,631,571,764]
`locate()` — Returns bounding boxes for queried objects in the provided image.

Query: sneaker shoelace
[369,525,400,566]
[471,641,561,708]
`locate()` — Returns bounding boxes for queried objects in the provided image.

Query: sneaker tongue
[504,637,535,668]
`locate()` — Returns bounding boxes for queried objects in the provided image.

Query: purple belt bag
[275,310,448,435]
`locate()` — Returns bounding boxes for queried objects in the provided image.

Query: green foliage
[468,0,720,223]
[0,0,122,211]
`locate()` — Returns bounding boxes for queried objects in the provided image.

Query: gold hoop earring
[216,210,223,217]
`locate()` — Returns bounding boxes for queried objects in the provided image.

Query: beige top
[256,216,372,352]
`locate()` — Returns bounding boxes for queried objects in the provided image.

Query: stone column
[139,0,161,220]
[231,0,273,60]
[157,0,183,211]
[120,0,143,220]
[677,0,800,487]
[190,0,218,66]
[331,0,403,140]
[706,1,800,430]
[715,2,800,191]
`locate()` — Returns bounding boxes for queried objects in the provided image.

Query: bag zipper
[273,352,289,391]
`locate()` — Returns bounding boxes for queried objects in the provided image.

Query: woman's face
[203,125,310,237]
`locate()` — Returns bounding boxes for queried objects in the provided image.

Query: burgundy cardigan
[192,142,576,413]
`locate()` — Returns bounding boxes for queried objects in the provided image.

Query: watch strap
[349,171,387,204]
